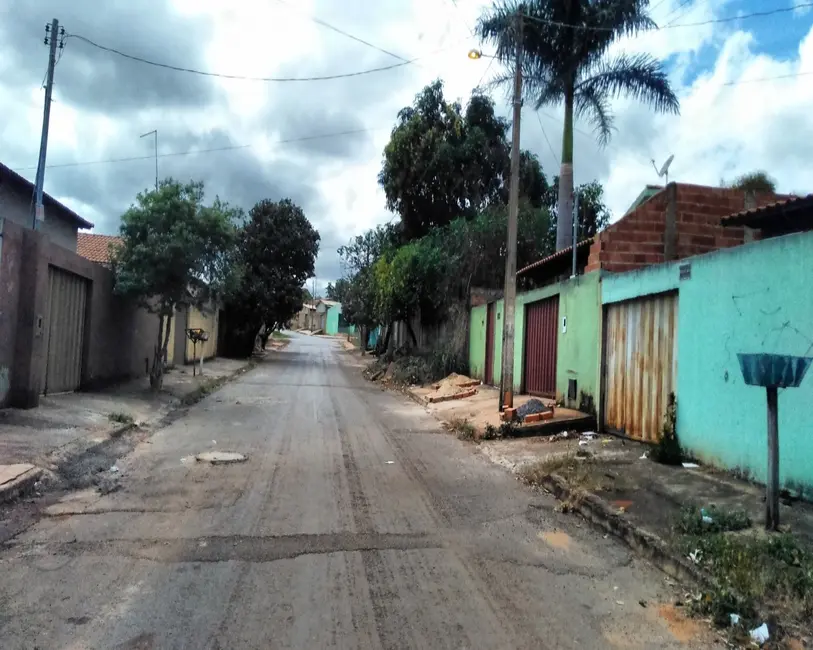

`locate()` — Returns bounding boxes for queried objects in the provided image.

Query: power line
[662,0,694,27]
[535,112,558,169]
[720,70,813,86]
[272,0,409,62]
[13,126,384,171]
[520,2,813,32]
[66,33,435,82]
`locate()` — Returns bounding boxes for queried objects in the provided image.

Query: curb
[540,473,713,589]
[427,388,478,404]
[0,466,44,505]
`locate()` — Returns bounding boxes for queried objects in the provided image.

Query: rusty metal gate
[43,266,89,394]
[524,296,559,397]
[484,302,496,385]
[602,292,678,441]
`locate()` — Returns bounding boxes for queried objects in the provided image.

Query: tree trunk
[406,319,418,348]
[149,312,167,391]
[556,81,575,252]
[162,311,173,365]
[380,322,393,356]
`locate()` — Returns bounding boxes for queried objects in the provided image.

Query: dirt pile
[426,373,480,402]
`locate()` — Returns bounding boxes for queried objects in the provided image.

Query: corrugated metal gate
[43,266,89,394]
[602,292,678,441]
[524,296,559,397]
[484,302,496,385]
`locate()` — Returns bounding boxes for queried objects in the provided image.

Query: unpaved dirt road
[0,334,718,649]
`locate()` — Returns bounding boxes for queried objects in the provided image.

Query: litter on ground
[750,623,769,645]
[682,462,699,469]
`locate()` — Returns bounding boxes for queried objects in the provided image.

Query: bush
[482,424,500,441]
[448,417,476,441]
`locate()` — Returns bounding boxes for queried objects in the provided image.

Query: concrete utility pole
[571,192,579,278]
[32,18,62,230]
[499,11,523,411]
[140,130,158,191]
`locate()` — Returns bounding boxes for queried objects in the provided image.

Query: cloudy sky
[1,0,811,291]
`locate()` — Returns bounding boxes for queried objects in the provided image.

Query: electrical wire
[662,0,694,27]
[535,112,558,169]
[13,127,385,171]
[520,2,813,32]
[272,0,409,62]
[66,33,439,82]
[721,70,813,86]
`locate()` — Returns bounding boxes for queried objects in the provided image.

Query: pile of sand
[429,373,480,399]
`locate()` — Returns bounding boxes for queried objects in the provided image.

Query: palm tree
[478,0,680,250]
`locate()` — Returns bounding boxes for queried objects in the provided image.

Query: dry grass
[445,417,477,441]
[518,452,608,496]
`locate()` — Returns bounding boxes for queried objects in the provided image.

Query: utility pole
[499,11,523,412]
[32,18,63,230]
[140,130,158,191]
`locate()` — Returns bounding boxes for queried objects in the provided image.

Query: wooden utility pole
[499,11,523,411]
[32,18,61,230]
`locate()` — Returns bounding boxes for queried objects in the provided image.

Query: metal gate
[484,302,496,385]
[603,292,678,441]
[43,266,89,394]
[524,296,559,397]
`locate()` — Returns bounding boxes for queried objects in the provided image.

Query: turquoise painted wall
[468,272,602,401]
[603,231,813,491]
[556,273,602,408]
[602,262,680,305]
[469,304,487,380]
[326,305,340,335]
[679,232,813,491]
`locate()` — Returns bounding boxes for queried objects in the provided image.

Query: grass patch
[683,532,813,633]
[108,412,134,425]
[518,452,604,494]
[271,331,291,341]
[675,505,752,535]
[446,417,476,441]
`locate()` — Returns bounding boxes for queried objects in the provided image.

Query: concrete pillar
[10,229,49,408]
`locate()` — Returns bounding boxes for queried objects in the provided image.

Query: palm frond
[574,84,614,146]
[577,52,680,115]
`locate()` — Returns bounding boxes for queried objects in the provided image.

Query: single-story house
[1,162,93,251]
[314,300,354,335]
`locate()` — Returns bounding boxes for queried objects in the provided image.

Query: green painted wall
[603,231,813,491]
[325,305,340,335]
[469,304,487,380]
[468,272,602,404]
[555,272,601,409]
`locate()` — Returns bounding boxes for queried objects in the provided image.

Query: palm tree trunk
[556,82,575,251]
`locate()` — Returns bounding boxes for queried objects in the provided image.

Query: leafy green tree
[543,178,611,250]
[112,179,239,390]
[379,80,549,238]
[478,0,679,250]
[325,278,350,303]
[727,170,777,193]
[223,199,320,357]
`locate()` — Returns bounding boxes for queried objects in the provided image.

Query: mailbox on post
[186,328,209,377]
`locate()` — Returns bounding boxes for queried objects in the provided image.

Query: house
[601,199,813,491]
[294,302,317,331]
[469,182,788,413]
[77,233,122,266]
[314,300,354,335]
[0,162,93,251]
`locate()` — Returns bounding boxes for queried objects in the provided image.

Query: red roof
[721,194,813,226]
[77,233,122,264]
[517,237,594,276]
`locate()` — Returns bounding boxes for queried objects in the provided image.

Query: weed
[482,424,500,441]
[518,453,604,493]
[108,412,134,425]
[499,421,519,438]
[650,393,683,465]
[680,532,813,632]
[447,417,476,441]
[675,505,752,535]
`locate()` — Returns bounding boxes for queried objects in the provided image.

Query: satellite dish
[651,154,675,184]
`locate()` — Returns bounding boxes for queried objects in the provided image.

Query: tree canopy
[727,170,777,194]
[112,179,240,388]
[222,198,320,357]
[379,80,549,238]
[325,278,351,303]
[477,0,678,250]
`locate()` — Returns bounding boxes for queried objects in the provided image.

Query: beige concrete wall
[184,305,218,362]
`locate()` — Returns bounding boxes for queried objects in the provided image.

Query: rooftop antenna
[651,154,674,185]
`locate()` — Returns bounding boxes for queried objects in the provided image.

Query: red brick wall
[585,184,783,274]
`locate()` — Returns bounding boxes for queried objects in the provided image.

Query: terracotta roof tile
[77,233,122,264]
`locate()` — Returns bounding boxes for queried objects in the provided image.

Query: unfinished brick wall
[585,183,783,274]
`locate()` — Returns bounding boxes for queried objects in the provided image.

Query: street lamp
[468,49,483,60]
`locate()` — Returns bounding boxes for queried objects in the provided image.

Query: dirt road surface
[0,334,719,649]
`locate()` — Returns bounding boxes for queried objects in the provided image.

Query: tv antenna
[651,154,674,185]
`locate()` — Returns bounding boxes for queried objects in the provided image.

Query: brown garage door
[603,292,678,441]
[524,296,558,397]
[43,266,89,394]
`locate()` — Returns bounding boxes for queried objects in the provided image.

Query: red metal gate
[484,302,496,385]
[524,296,558,397]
